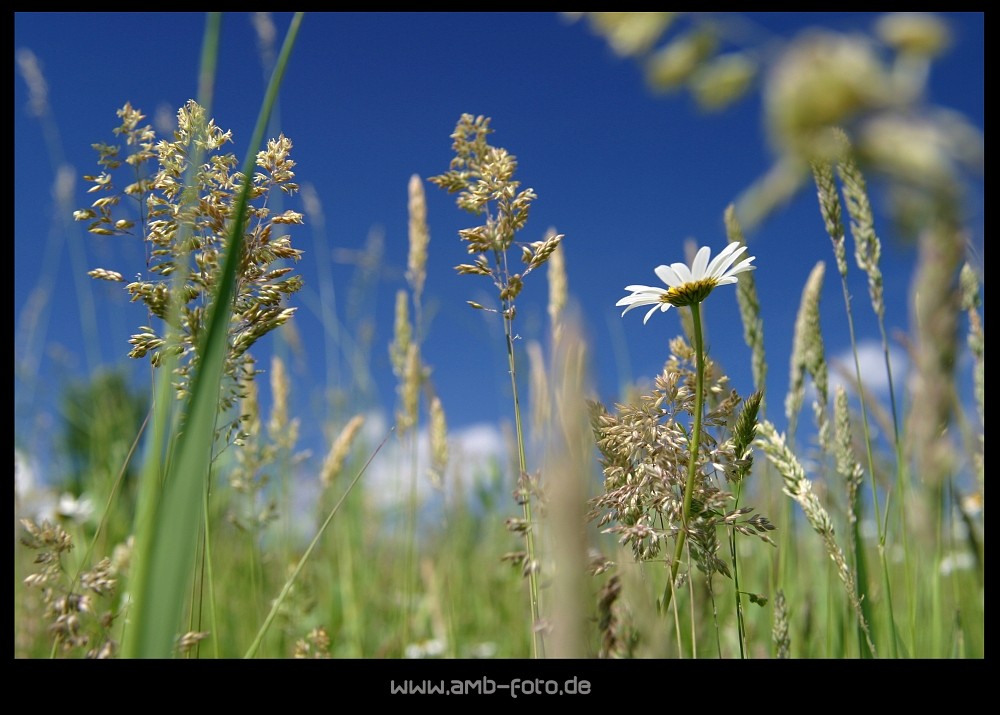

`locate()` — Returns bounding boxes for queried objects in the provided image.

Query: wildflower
[617,242,755,323]
[613,240,756,615]
[56,493,95,524]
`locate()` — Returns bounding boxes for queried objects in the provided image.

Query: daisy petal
[642,304,663,323]
[654,264,684,287]
[623,284,666,294]
[707,242,746,279]
[617,291,663,307]
[670,262,693,284]
[620,294,659,313]
[729,255,756,276]
[691,245,711,280]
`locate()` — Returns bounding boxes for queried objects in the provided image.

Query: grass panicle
[724,205,767,400]
[785,261,829,446]
[757,420,877,657]
[430,114,566,659]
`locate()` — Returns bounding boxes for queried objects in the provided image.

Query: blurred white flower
[14,449,56,522]
[939,551,974,577]
[404,638,447,659]
[57,492,95,523]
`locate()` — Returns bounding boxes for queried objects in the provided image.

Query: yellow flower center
[661,278,719,307]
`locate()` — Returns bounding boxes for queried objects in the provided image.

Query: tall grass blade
[124,12,304,658]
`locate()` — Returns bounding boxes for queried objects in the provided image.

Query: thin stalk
[247,493,263,626]
[687,548,697,658]
[708,577,722,657]
[662,302,706,615]
[777,485,795,583]
[729,517,747,656]
[68,409,149,593]
[401,429,419,652]
[836,276,899,657]
[200,476,220,658]
[67,212,103,373]
[877,315,915,654]
[334,502,363,656]
[16,48,103,375]
[400,259,425,654]
[931,481,946,656]
[503,298,543,659]
[728,534,745,657]
[668,569,683,655]
[850,481,874,658]
[244,427,390,658]
[826,557,836,656]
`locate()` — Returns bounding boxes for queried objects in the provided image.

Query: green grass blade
[124,12,304,658]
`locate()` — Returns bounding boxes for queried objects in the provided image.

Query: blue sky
[14,12,984,495]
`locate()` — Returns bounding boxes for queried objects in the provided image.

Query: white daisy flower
[617,242,756,324]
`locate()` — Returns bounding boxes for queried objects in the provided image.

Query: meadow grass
[14,12,983,659]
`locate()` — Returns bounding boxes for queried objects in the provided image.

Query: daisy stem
[662,302,705,617]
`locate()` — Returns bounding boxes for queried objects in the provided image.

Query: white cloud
[361,416,510,511]
[295,411,511,518]
[827,339,908,398]
[794,339,909,442]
